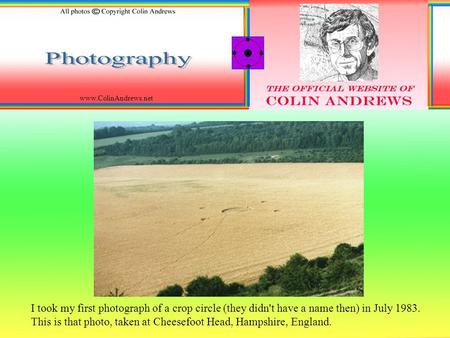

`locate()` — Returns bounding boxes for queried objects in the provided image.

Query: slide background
[1,108,449,337]
[1,0,450,337]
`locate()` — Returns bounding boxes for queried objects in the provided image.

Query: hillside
[94,122,363,168]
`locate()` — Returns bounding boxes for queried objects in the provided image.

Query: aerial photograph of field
[94,122,364,297]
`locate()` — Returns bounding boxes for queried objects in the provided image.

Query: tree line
[94,122,237,140]
[94,125,173,140]
[99,122,364,161]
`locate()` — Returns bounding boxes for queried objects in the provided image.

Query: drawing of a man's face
[320,9,379,81]
[326,24,369,77]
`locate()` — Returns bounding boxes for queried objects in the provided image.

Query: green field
[94,148,361,169]
[94,150,293,169]
[94,130,172,148]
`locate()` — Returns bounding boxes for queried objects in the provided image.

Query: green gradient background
[1,108,449,337]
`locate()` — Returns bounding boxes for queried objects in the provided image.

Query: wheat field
[94,163,363,296]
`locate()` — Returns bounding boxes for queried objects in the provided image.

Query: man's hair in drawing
[320,9,379,63]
